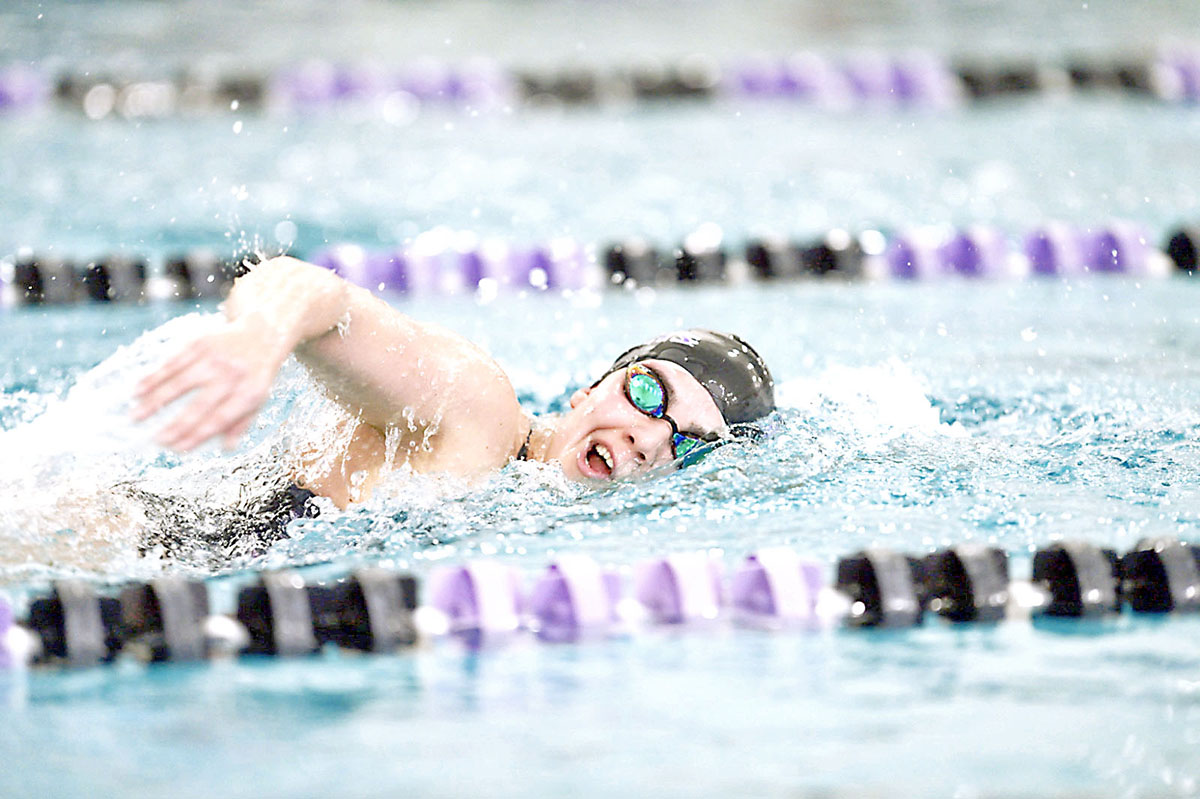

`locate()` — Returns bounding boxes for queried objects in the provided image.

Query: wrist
[229,313,298,368]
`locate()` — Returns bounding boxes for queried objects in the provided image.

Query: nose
[624,413,675,467]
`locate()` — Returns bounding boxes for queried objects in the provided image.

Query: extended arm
[134,256,350,450]
[133,256,524,472]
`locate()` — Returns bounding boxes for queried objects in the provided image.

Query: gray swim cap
[607,329,775,426]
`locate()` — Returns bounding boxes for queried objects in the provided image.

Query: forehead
[639,358,727,435]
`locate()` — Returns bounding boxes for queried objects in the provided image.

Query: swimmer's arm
[134,256,355,450]
[296,283,526,473]
[135,255,523,466]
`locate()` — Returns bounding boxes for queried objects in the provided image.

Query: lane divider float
[0,251,241,309]
[2,537,1197,671]
[6,48,1200,119]
[3,222,1197,311]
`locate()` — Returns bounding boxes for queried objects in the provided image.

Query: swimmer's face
[544,358,728,482]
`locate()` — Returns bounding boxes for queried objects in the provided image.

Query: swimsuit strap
[516,426,532,461]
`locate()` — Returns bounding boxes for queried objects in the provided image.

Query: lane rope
[2,537,1197,671]
[4,49,1200,119]
[2,223,1197,309]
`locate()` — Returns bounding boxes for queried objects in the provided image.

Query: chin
[542,445,585,483]
[562,460,599,484]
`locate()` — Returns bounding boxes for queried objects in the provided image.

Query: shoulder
[419,333,526,473]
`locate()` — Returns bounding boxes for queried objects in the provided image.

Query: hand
[132,321,287,452]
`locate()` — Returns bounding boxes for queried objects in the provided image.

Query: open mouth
[582,441,615,480]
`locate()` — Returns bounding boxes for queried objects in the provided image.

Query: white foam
[775,360,961,449]
[0,313,323,571]
[0,313,228,492]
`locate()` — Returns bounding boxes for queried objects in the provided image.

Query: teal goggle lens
[672,433,713,467]
[626,364,713,463]
[627,369,666,416]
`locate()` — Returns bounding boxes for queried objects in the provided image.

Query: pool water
[4,279,1200,797]
[5,97,1200,261]
[4,1,1200,797]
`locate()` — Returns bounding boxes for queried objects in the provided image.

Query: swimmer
[132,256,775,509]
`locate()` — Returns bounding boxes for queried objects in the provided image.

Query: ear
[569,385,591,409]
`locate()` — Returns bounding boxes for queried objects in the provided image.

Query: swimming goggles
[624,363,720,465]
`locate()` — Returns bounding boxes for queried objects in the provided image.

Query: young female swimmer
[132,256,776,509]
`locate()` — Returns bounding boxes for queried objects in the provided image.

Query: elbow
[225,255,353,336]
[248,255,350,298]
[251,254,330,281]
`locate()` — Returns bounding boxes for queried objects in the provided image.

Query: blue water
[4,279,1200,798]
[5,97,1200,263]
[4,1,1200,797]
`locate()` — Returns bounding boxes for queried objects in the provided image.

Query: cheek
[566,389,632,442]
[573,404,600,429]
[557,405,600,451]
[578,397,613,426]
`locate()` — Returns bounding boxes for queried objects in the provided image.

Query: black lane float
[2,538,1198,672]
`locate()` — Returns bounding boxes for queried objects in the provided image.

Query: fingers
[157,374,272,452]
[153,377,238,450]
[132,346,209,421]
[132,328,278,452]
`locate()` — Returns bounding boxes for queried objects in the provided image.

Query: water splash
[15,313,1186,585]
[0,313,334,580]
[0,338,972,580]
